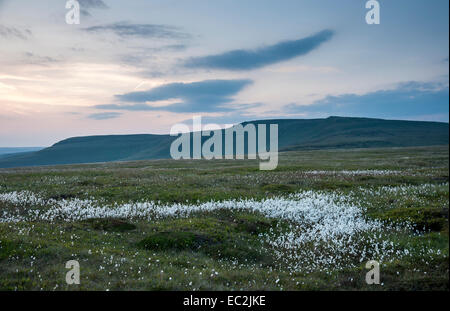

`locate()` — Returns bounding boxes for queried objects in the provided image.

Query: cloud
[78,0,108,9]
[119,44,187,67]
[286,81,449,121]
[78,0,108,17]
[23,52,59,66]
[0,24,32,40]
[96,79,253,113]
[80,10,91,17]
[184,29,334,71]
[87,112,122,120]
[83,22,189,39]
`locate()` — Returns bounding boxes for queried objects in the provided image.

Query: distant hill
[0,116,448,168]
[0,134,174,168]
[0,147,44,157]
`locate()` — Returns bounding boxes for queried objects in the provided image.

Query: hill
[0,147,44,157]
[0,116,448,168]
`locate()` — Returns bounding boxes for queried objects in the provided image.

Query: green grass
[83,218,137,232]
[371,207,448,232]
[0,145,448,290]
[1,145,448,204]
[137,211,277,265]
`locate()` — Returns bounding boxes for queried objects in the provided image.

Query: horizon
[0,0,449,147]
[2,115,449,148]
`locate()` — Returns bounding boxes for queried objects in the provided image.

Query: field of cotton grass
[0,146,448,290]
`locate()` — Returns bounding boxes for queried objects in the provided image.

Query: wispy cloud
[78,0,108,17]
[286,81,449,121]
[119,44,187,67]
[23,52,59,66]
[0,24,32,40]
[78,0,108,9]
[184,29,334,71]
[96,79,253,113]
[83,22,189,39]
[87,112,122,120]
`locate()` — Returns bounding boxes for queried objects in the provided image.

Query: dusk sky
[0,0,448,147]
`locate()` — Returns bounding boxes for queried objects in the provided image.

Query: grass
[137,211,277,265]
[371,207,448,232]
[0,145,448,290]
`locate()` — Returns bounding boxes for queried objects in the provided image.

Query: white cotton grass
[0,190,47,207]
[0,183,446,273]
[303,169,441,177]
[1,183,445,224]
[1,188,390,224]
[304,170,403,176]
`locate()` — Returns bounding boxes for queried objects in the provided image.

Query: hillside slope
[0,116,448,168]
[0,147,44,157]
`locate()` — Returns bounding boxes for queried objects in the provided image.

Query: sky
[0,0,448,147]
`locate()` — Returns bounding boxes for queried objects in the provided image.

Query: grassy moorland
[0,145,448,290]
